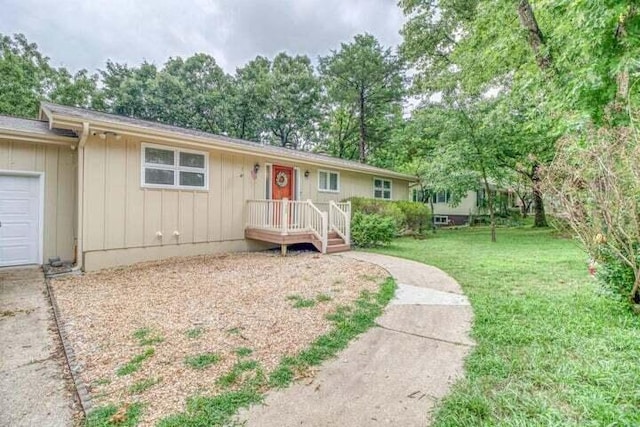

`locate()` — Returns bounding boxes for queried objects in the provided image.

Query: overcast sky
[1,0,405,74]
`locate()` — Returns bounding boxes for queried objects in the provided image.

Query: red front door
[272,165,294,200]
[272,165,294,228]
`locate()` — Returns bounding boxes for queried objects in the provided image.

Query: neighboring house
[413,187,523,225]
[0,102,414,271]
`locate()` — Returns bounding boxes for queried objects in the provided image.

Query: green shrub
[394,201,431,233]
[346,197,431,236]
[351,212,396,247]
[346,197,405,231]
[596,246,637,300]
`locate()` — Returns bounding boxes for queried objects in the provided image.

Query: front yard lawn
[374,227,640,426]
[51,252,390,426]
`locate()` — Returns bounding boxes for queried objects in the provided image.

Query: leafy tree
[100,60,159,120]
[0,33,98,117]
[319,34,404,163]
[0,33,56,117]
[161,54,232,133]
[264,53,321,149]
[49,68,101,109]
[228,56,271,141]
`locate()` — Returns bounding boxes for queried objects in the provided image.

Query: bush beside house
[345,198,431,247]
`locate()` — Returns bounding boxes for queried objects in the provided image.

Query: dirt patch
[51,252,387,426]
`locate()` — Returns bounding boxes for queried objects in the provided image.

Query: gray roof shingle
[40,102,414,180]
[0,114,77,138]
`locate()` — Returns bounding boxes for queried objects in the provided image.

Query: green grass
[85,402,143,427]
[129,377,162,394]
[234,347,253,357]
[184,352,221,370]
[269,277,396,388]
[132,327,164,346]
[185,327,205,339]
[116,348,155,376]
[286,294,316,308]
[159,276,396,426]
[316,293,333,303]
[373,227,640,426]
[216,360,261,388]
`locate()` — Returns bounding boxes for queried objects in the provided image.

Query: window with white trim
[318,170,339,192]
[373,178,392,200]
[434,215,450,224]
[435,190,451,204]
[141,143,208,189]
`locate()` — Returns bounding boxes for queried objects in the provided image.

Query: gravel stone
[51,252,387,426]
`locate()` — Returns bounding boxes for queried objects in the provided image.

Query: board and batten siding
[0,139,77,261]
[82,135,263,253]
[299,167,410,203]
[431,190,479,217]
[80,135,412,270]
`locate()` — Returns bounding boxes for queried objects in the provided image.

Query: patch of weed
[286,294,316,308]
[129,377,161,394]
[316,293,332,303]
[93,378,111,387]
[116,348,155,376]
[86,402,142,427]
[234,347,253,357]
[185,352,221,370]
[158,389,262,427]
[132,327,164,346]
[217,360,260,388]
[185,327,204,339]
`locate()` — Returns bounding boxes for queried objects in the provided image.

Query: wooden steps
[325,230,349,253]
[245,228,350,254]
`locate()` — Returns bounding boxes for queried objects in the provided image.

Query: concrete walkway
[0,267,74,427]
[239,252,474,426]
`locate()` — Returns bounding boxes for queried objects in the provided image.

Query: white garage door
[0,175,41,267]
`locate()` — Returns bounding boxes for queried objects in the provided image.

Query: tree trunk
[358,88,366,163]
[531,164,548,227]
[481,173,496,242]
[517,0,551,70]
[484,181,496,243]
[631,273,640,304]
[239,115,247,139]
[429,191,436,234]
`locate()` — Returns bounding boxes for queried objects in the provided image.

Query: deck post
[321,211,328,253]
[345,201,351,246]
[281,198,289,235]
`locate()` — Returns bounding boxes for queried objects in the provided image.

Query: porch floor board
[245,228,322,251]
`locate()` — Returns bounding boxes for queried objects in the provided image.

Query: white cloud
[0,0,404,73]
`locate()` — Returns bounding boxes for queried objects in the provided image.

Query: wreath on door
[275,171,289,188]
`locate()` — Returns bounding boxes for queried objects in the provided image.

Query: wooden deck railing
[245,199,329,252]
[329,201,351,245]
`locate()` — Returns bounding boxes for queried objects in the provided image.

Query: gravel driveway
[50,252,387,426]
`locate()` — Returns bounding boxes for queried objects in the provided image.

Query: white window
[373,178,392,200]
[436,191,451,204]
[318,170,340,192]
[141,143,208,190]
[434,215,449,225]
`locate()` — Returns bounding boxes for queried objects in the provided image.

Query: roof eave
[47,113,416,181]
[0,127,78,146]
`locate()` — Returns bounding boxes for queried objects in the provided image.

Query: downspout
[76,122,89,271]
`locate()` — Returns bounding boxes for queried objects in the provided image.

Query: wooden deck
[244,199,351,254]
[245,228,350,254]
